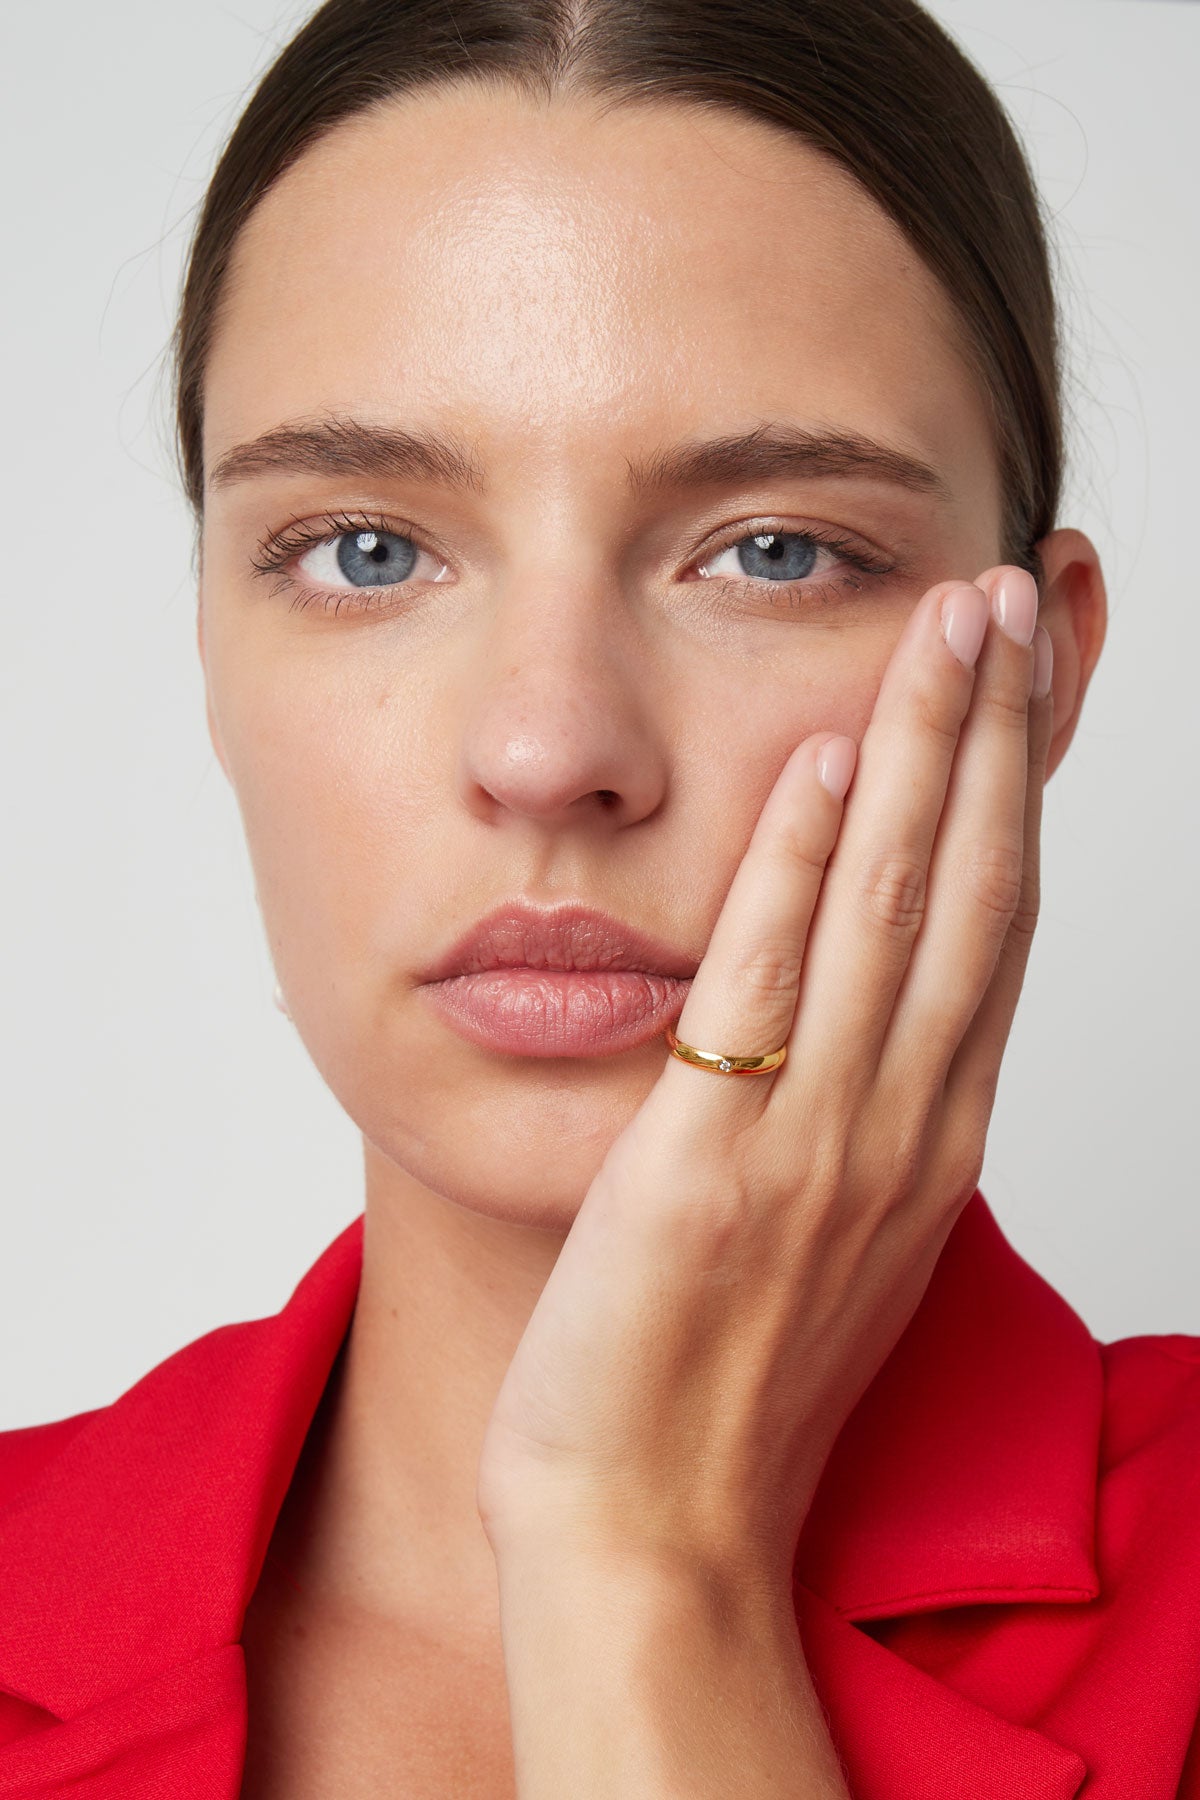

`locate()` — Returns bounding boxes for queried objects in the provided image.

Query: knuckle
[700,1164,761,1244]
[977,680,1032,730]
[1009,874,1042,941]
[892,1116,928,1188]
[941,1125,987,1206]
[860,852,928,937]
[909,679,964,747]
[962,842,1024,921]
[803,1131,850,1204]
[883,1119,928,1204]
[733,936,805,1002]
[768,828,831,883]
[1029,693,1056,759]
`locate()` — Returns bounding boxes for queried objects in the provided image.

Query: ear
[1033,527,1108,781]
[196,582,231,782]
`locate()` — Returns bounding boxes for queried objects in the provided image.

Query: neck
[266,1138,568,1636]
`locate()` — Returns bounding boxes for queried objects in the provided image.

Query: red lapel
[0,1214,363,1797]
[797,1195,1102,1619]
[0,1192,1101,1797]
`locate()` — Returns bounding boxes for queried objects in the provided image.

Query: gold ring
[664,1025,787,1076]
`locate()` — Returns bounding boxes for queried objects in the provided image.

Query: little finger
[877,565,1038,1088]
[939,623,1055,1129]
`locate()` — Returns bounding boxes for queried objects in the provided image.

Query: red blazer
[0,1192,1197,1798]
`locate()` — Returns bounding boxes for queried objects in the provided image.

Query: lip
[418,901,699,1058]
[422,901,701,983]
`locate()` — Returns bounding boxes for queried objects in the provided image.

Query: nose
[455,577,668,830]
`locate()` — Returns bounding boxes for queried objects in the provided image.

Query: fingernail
[994,568,1039,647]
[940,584,989,668]
[1032,626,1054,699]
[817,735,857,800]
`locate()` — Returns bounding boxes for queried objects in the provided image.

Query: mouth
[418,900,699,1058]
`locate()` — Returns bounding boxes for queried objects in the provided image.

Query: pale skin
[196,84,1107,1798]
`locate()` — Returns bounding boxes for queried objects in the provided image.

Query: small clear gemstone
[718,1058,732,1072]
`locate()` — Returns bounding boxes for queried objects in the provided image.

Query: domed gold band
[663,1025,788,1076]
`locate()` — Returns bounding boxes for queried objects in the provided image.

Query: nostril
[597,790,619,808]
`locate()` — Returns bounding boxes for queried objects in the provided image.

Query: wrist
[491,1532,846,1799]
[482,1480,810,1610]
[493,1521,788,1637]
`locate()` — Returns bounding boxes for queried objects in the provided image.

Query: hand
[477,566,1054,1593]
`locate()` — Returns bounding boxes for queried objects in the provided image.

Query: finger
[778,578,991,1099]
[876,566,1039,1098]
[939,623,1054,1129]
[665,731,857,1093]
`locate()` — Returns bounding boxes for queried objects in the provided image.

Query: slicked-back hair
[172,0,1063,576]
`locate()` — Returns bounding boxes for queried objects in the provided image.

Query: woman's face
[199,86,1009,1226]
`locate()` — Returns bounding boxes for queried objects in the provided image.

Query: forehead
[204,85,994,517]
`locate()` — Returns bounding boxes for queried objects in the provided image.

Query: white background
[1,0,1196,1428]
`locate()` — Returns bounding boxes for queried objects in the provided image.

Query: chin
[310,999,666,1219]
[366,1127,599,1228]
[353,1066,649,1227]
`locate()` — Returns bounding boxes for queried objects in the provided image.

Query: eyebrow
[208,416,484,495]
[627,421,948,500]
[207,414,949,502]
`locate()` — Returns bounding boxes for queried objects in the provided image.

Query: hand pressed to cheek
[758,562,1051,1248]
[479,561,1054,1575]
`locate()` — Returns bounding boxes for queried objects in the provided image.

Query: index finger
[663,728,857,1098]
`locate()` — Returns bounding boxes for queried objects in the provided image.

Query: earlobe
[1032,527,1108,781]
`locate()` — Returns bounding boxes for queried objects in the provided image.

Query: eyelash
[249,509,895,616]
[699,522,893,609]
[250,510,430,615]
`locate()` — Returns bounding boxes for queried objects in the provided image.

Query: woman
[0,0,1195,1794]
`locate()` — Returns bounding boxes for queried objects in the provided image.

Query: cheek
[212,643,440,976]
[663,621,899,925]
[717,619,900,776]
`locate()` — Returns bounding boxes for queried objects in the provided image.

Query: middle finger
[775,575,991,1099]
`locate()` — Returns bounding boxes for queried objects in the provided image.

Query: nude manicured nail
[1032,626,1054,699]
[940,584,989,668]
[817,735,857,800]
[994,567,1039,647]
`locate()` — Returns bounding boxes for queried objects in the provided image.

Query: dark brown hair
[171,0,1063,575]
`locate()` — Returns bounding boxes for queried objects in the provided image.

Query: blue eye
[332,529,419,587]
[301,526,439,591]
[722,532,820,581]
[696,525,893,604]
[701,530,831,584]
[249,512,450,611]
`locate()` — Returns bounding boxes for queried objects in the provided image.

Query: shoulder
[0,1408,102,1508]
[0,1310,260,1525]
[0,1216,364,1529]
[1100,1330,1200,1466]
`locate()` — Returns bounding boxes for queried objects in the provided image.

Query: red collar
[0,1191,1101,1798]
